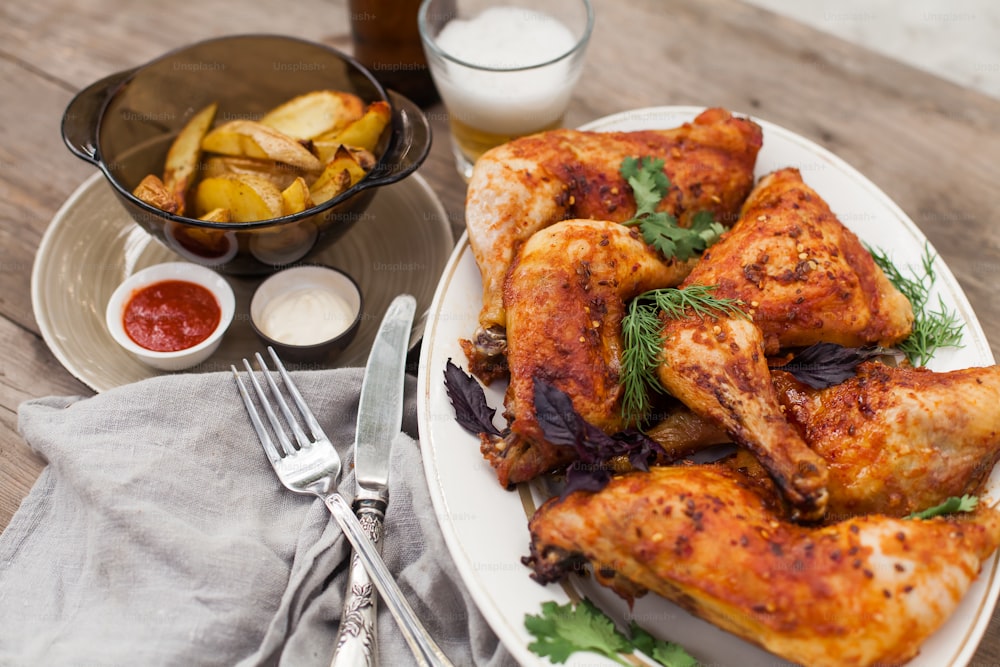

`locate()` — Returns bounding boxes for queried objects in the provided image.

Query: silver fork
[232,348,454,667]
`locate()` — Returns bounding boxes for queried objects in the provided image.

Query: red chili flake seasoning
[123,280,221,352]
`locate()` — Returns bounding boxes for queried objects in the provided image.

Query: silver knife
[331,294,417,667]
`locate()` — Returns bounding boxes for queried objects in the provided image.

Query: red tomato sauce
[123,280,221,352]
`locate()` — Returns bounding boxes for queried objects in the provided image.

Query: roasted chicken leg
[526,465,1000,667]
[657,312,830,521]
[774,361,1000,519]
[647,360,1000,521]
[463,107,763,382]
[687,167,914,354]
[481,219,693,487]
[654,167,916,520]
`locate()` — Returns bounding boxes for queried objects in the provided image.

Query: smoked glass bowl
[62,34,431,276]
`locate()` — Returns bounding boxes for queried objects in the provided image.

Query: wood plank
[0,314,89,529]
[0,60,95,334]
[0,0,356,87]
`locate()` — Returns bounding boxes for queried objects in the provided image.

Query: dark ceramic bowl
[62,34,431,276]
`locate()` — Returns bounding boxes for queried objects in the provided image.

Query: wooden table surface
[2,0,1000,663]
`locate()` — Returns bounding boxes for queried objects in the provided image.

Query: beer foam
[434,7,580,134]
[437,7,576,68]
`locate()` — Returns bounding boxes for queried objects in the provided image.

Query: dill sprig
[868,243,964,366]
[621,285,747,423]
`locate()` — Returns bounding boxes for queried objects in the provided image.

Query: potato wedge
[201,120,322,171]
[317,101,391,152]
[197,207,232,222]
[194,174,283,222]
[203,155,309,191]
[280,177,314,216]
[259,90,365,141]
[346,146,376,171]
[311,140,345,165]
[309,146,368,204]
[163,102,218,214]
[311,140,377,168]
[309,170,351,206]
[133,174,180,214]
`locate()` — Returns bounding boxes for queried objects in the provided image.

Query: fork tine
[267,346,328,442]
[242,357,298,457]
[254,351,313,451]
[231,364,283,464]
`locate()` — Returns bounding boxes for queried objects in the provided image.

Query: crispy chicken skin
[526,465,1000,667]
[653,167,918,520]
[688,167,914,354]
[657,313,830,521]
[463,107,763,382]
[773,362,1000,519]
[650,361,1000,521]
[480,219,695,487]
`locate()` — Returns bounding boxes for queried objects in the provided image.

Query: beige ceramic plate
[32,172,455,392]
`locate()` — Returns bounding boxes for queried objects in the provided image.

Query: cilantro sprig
[868,243,964,367]
[621,285,748,423]
[906,495,978,520]
[620,156,725,261]
[525,598,698,666]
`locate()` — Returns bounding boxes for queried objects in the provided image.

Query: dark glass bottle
[349,0,442,108]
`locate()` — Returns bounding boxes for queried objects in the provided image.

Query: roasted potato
[201,120,322,171]
[202,155,309,191]
[318,100,390,152]
[310,146,368,204]
[197,207,232,222]
[311,141,376,168]
[280,177,314,216]
[133,174,180,214]
[259,90,365,140]
[194,174,284,222]
[163,102,217,214]
[134,90,387,220]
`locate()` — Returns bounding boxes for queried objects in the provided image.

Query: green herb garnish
[630,622,700,667]
[868,243,964,366]
[620,156,726,261]
[621,285,747,423]
[525,598,698,666]
[907,495,978,520]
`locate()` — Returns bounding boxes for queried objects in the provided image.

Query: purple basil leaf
[533,379,584,448]
[562,463,611,497]
[614,429,668,471]
[535,379,674,498]
[772,342,884,389]
[443,358,502,436]
[627,449,651,472]
[581,421,622,463]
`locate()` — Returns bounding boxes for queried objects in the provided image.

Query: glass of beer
[418,0,594,180]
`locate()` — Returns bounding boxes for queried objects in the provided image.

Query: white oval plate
[32,171,454,392]
[417,107,999,667]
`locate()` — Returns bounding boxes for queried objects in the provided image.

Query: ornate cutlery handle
[323,493,454,667]
[330,500,385,667]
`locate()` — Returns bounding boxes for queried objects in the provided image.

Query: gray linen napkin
[0,368,518,667]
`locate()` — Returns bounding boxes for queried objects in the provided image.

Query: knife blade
[354,293,416,502]
[331,293,417,667]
